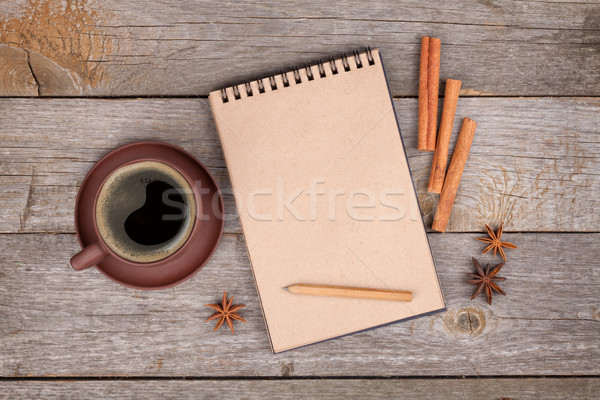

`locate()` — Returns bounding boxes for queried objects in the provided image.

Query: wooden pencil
[285,284,412,302]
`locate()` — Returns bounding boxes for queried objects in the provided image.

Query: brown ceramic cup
[70,141,224,289]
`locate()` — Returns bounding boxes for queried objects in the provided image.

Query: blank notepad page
[209,49,445,352]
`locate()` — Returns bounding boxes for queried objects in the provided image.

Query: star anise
[204,291,246,334]
[467,257,506,305]
[475,222,518,262]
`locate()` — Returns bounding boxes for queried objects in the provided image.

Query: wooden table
[1,0,599,398]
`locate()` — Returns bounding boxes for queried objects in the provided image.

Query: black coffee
[124,180,186,245]
[96,161,196,263]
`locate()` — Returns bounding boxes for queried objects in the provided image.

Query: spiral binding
[220,47,376,103]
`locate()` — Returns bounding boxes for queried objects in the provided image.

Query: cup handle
[70,242,108,271]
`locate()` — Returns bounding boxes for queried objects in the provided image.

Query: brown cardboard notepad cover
[209,49,445,352]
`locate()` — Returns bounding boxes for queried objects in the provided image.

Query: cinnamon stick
[428,79,462,193]
[418,36,429,151]
[431,117,476,233]
[426,37,441,151]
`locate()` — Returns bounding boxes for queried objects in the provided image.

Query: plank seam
[0,95,600,100]
[0,375,599,381]
[2,232,600,235]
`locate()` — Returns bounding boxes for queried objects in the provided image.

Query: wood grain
[0,46,38,96]
[0,46,84,96]
[1,97,598,233]
[2,378,599,399]
[1,232,598,377]
[0,0,598,96]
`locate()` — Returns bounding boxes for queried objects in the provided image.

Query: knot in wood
[280,361,294,376]
[444,307,486,336]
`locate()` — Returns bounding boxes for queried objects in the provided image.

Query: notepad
[209,49,445,352]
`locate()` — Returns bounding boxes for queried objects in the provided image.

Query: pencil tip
[283,286,289,290]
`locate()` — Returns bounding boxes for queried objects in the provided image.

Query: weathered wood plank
[1,232,598,377]
[0,0,599,96]
[2,378,599,399]
[1,97,598,233]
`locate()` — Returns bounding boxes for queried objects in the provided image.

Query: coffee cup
[71,159,197,268]
[70,141,224,289]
